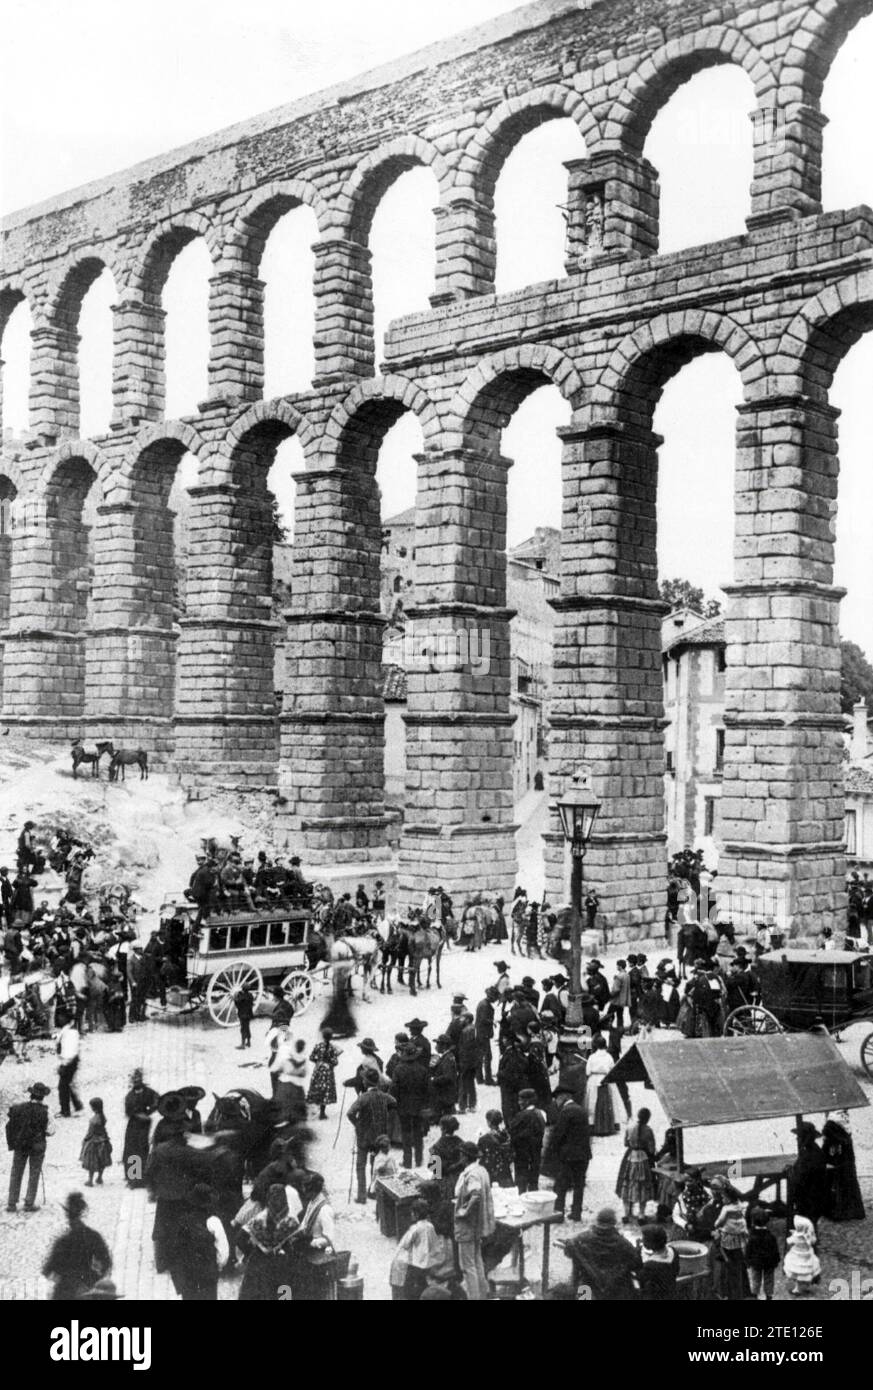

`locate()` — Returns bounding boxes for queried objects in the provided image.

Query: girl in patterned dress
[80,1097,112,1185]
[307,1028,341,1120]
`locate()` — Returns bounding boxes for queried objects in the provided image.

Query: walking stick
[348,1143,356,1204]
[332,1080,348,1149]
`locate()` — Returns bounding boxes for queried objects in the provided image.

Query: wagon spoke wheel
[723,1004,783,1037]
[206,962,263,1028]
[861,1030,873,1080]
[280,970,314,1017]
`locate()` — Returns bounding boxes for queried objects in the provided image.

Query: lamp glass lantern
[557,779,602,851]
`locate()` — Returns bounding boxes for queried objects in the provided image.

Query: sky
[1,0,872,651]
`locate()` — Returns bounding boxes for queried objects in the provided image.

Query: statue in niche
[583,185,605,254]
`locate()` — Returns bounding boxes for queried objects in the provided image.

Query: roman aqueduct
[1,0,871,936]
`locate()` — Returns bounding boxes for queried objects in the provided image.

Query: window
[717,647,727,673]
[665,750,674,773]
[704,796,716,837]
[269,921,289,946]
[715,728,725,771]
[846,809,857,856]
[248,923,268,949]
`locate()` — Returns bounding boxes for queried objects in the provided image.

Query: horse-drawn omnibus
[156,900,320,1027]
[723,948,873,1077]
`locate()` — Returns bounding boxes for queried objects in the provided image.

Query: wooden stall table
[491,1210,565,1297]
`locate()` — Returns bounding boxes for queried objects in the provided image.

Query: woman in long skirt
[122,1069,158,1188]
[713,1188,750,1300]
[307,1028,341,1121]
[586,1037,618,1136]
[615,1107,656,1221]
[822,1115,866,1221]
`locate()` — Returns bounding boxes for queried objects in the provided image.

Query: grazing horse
[71,739,114,779]
[205,1087,277,1179]
[109,746,149,781]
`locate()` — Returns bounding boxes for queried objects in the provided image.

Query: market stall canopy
[604,1034,869,1128]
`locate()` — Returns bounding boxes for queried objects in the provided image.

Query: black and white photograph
[1,0,873,1329]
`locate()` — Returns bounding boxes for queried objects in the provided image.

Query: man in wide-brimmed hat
[42,1191,111,1301]
[405,1017,431,1064]
[6,1081,51,1212]
[347,1075,397,1203]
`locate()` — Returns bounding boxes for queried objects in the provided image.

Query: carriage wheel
[861,1030,873,1080]
[723,1005,783,1037]
[206,962,263,1028]
[280,970,314,1017]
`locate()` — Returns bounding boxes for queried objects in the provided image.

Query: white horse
[329,933,381,1002]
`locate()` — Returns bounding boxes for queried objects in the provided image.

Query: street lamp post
[556,775,602,1031]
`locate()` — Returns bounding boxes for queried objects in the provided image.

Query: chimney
[852,698,869,762]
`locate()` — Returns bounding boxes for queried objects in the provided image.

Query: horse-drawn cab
[156,898,315,1027]
[724,948,873,1077]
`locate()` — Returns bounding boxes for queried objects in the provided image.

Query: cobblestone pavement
[1,937,871,1301]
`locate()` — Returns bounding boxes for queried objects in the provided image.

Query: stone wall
[3,0,873,933]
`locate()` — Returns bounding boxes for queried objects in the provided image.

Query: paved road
[1,936,871,1300]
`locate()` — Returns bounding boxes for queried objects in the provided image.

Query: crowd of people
[2,814,871,1301]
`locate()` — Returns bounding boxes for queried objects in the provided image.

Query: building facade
[664,610,873,883]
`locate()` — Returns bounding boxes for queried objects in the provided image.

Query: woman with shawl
[238,1183,300,1301]
[822,1112,866,1221]
[285,1173,337,1301]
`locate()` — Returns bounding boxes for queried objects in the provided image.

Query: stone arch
[338,136,450,244]
[325,375,441,469]
[458,85,600,202]
[36,437,108,499]
[227,180,332,274]
[131,212,222,299]
[609,28,771,156]
[46,249,121,327]
[112,419,211,503]
[778,267,873,402]
[0,281,30,341]
[449,344,585,451]
[590,310,764,425]
[782,0,873,106]
[226,398,317,465]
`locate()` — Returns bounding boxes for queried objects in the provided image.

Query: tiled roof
[663,616,725,654]
[382,507,416,530]
[846,763,873,796]
[382,663,407,702]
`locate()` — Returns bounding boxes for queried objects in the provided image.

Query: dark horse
[109,747,149,781]
[378,920,444,996]
[71,739,114,779]
[205,1087,278,1180]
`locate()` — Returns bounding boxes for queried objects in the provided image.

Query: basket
[520,1190,556,1217]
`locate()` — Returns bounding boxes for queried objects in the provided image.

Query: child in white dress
[783,1214,821,1295]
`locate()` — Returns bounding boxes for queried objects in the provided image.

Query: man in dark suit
[474,989,497,1086]
[390,1044,429,1169]
[0,866,13,926]
[547,1087,592,1222]
[509,1089,546,1192]
[6,1081,50,1212]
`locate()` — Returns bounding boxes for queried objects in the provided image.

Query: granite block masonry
[0,0,865,935]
